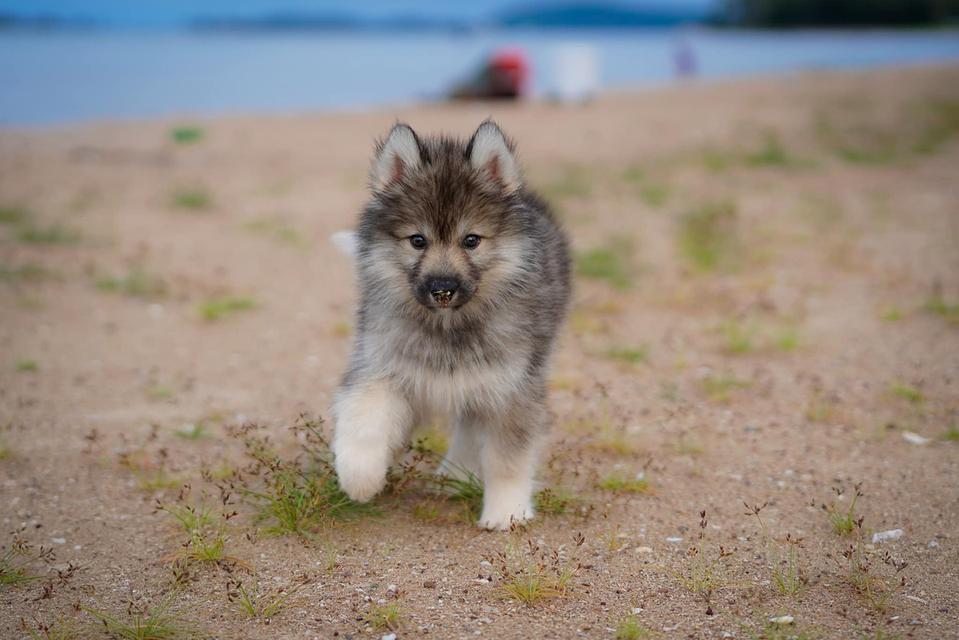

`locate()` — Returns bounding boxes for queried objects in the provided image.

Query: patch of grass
[491,536,582,606]
[747,620,819,640]
[889,383,923,404]
[1,533,51,586]
[365,603,402,632]
[146,383,175,401]
[0,263,53,283]
[170,126,204,144]
[232,416,377,537]
[700,145,736,172]
[534,487,580,515]
[701,375,751,403]
[677,199,739,273]
[720,320,756,354]
[672,510,733,607]
[227,576,308,620]
[622,166,670,207]
[170,189,212,211]
[197,296,255,321]
[412,427,448,456]
[16,359,38,372]
[20,617,82,640]
[879,306,903,322]
[429,467,484,522]
[746,502,806,597]
[581,398,640,455]
[944,425,959,441]
[83,592,203,639]
[924,294,959,324]
[243,217,306,247]
[615,616,656,640]
[604,345,648,364]
[597,472,651,494]
[822,483,863,536]
[96,266,168,299]
[575,238,634,290]
[744,130,795,167]
[175,423,209,440]
[17,222,81,245]
[835,525,908,613]
[0,205,30,225]
[775,327,800,352]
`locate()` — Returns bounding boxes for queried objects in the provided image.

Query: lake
[2,28,958,125]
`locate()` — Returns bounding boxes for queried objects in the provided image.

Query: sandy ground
[1,64,958,640]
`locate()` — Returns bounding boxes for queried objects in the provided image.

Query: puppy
[332,120,570,529]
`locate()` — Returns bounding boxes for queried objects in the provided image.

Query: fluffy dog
[333,120,570,529]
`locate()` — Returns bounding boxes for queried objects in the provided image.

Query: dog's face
[358,121,531,318]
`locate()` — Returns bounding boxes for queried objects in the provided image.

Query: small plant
[227,575,309,620]
[20,617,81,640]
[822,483,863,536]
[775,326,800,352]
[889,383,923,404]
[0,262,53,283]
[175,424,208,440]
[701,375,750,403]
[944,425,959,441]
[833,523,908,612]
[17,359,38,372]
[745,502,806,596]
[879,306,903,322]
[622,166,670,208]
[84,591,203,639]
[598,472,651,494]
[365,603,402,632]
[924,293,959,324]
[197,296,255,321]
[17,222,80,245]
[428,466,484,521]
[615,615,656,640]
[575,238,634,290]
[720,319,756,354]
[490,534,583,606]
[604,345,648,364]
[0,205,30,225]
[678,200,739,272]
[96,267,168,299]
[744,130,794,167]
[170,126,204,144]
[1,532,51,586]
[672,510,733,609]
[534,487,579,515]
[170,189,212,211]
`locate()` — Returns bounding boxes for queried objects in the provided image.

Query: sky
[0,0,717,27]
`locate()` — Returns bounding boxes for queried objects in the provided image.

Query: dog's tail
[330,230,358,259]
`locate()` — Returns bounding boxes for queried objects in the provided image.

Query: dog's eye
[462,234,481,250]
[409,235,427,250]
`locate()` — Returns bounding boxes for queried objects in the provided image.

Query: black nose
[428,278,460,305]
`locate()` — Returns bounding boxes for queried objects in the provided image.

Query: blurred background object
[0,0,958,124]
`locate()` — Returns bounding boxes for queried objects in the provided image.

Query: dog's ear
[468,120,521,193]
[371,123,423,191]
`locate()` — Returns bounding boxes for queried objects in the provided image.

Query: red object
[489,48,530,96]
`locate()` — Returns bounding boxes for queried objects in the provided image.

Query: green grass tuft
[889,383,924,404]
[744,130,795,167]
[678,200,739,272]
[365,603,402,632]
[17,223,80,245]
[16,359,38,372]
[597,472,651,494]
[924,294,959,324]
[604,345,648,364]
[170,126,204,144]
[615,616,656,640]
[170,189,212,211]
[96,267,168,299]
[701,375,751,403]
[0,205,30,226]
[944,425,959,442]
[575,238,634,290]
[84,592,203,639]
[197,296,255,321]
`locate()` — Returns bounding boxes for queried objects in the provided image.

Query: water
[2,28,958,125]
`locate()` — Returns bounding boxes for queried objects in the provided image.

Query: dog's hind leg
[477,402,546,531]
[438,413,483,481]
[332,379,412,503]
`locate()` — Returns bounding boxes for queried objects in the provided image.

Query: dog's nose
[429,278,460,305]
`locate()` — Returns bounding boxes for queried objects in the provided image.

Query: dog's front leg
[332,379,411,503]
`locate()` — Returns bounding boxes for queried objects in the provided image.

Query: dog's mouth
[431,289,455,308]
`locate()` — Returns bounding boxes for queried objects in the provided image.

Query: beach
[1,64,958,638]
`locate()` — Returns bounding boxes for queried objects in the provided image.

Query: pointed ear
[370,123,423,191]
[468,120,522,193]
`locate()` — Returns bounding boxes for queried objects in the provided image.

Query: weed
[243,217,306,247]
[17,222,81,245]
[170,126,204,144]
[534,487,579,515]
[575,238,634,290]
[96,266,168,299]
[622,166,670,207]
[744,130,794,167]
[411,427,448,456]
[598,472,651,494]
[747,620,818,640]
[489,535,583,606]
[428,467,484,521]
[745,502,806,596]
[720,319,756,354]
[923,294,959,324]
[20,617,81,640]
[678,200,739,272]
[84,591,204,639]
[1,531,52,586]
[604,345,648,364]
[672,510,733,608]
[944,425,959,441]
[227,575,309,619]
[582,396,640,455]
[197,296,255,321]
[0,263,53,283]
[17,359,38,372]
[615,616,656,640]
[0,205,30,225]
[701,375,750,403]
[365,603,402,631]
[170,189,212,211]
[822,483,863,536]
[889,383,923,404]
[879,306,903,322]
[833,523,908,613]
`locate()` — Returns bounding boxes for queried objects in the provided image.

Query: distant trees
[718,0,959,27]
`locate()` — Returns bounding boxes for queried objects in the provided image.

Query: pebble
[769,615,794,625]
[928,540,940,549]
[381,634,396,640]
[872,529,904,544]
[635,546,653,554]
[666,537,683,543]
[901,431,930,445]
[51,537,66,545]
[479,560,492,568]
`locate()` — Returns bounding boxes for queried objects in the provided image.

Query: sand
[1,64,958,639]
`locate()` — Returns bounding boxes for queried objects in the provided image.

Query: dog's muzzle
[428,278,459,308]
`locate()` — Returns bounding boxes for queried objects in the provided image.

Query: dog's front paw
[334,449,388,503]
[478,501,534,531]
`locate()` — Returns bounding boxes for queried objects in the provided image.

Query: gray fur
[332,120,570,529]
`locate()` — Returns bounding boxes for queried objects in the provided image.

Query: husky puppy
[332,120,570,530]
